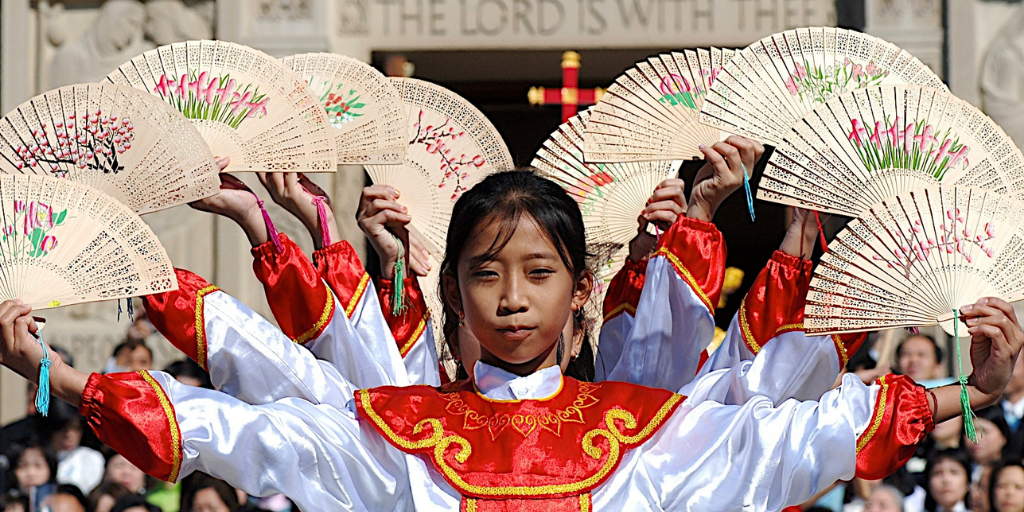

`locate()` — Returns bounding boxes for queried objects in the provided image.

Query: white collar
[1004,395,1024,418]
[473,361,563,401]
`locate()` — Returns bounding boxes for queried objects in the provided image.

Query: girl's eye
[473,270,498,278]
[530,268,555,277]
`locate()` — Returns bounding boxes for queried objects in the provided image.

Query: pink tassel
[312,196,331,247]
[256,198,284,254]
[814,211,828,253]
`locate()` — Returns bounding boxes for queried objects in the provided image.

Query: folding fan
[583,47,735,163]
[365,78,514,256]
[758,85,1024,217]
[533,108,680,325]
[0,83,219,215]
[0,171,177,309]
[106,40,336,173]
[804,186,1024,336]
[281,53,407,165]
[700,27,947,145]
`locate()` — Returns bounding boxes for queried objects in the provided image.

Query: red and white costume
[74,217,933,511]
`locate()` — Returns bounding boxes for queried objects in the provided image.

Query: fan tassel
[741,163,755,222]
[34,332,51,417]
[312,196,331,248]
[953,309,980,443]
[256,198,284,254]
[391,232,408,317]
[117,299,123,322]
[813,211,828,253]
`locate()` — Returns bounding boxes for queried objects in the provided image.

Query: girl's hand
[189,158,268,247]
[779,208,820,259]
[257,173,341,250]
[0,300,87,407]
[628,178,686,262]
[687,136,765,222]
[356,185,431,277]
[963,298,1024,402]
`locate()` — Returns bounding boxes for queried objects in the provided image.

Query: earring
[458,311,465,327]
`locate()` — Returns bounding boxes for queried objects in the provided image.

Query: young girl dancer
[2,167,1022,510]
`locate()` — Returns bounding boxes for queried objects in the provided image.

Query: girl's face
[448,215,590,376]
[104,454,146,492]
[14,447,50,489]
[930,458,970,510]
[192,488,231,512]
[969,418,1007,464]
[864,489,902,512]
[995,466,1024,512]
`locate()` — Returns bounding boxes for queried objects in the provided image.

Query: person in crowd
[925,449,973,512]
[0,492,28,512]
[88,483,129,512]
[102,456,146,495]
[865,485,906,512]
[972,464,995,512]
[897,334,945,383]
[103,340,152,375]
[162,360,212,389]
[1000,356,1024,459]
[108,495,159,512]
[990,461,1024,512]
[45,401,104,494]
[179,473,238,512]
[968,407,1011,480]
[43,484,89,512]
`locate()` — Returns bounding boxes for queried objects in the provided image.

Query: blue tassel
[741,163,756,222]
[127,299,134,322]
[35,333,51,417]
[117,299,123,322]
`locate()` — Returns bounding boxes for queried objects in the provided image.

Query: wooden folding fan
[281,53,407,165]
[365,78,514,256]
[107,40,336,173]
[0,172,177,309]
[0,83,219,215]
[700,27,947,145]
[583,48,735,163]
[805,186,1024,335]
[533,108,680,326]
[758,85,1024,217]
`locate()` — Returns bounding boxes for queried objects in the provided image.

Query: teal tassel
[35,333,51,417]
[391,233,407,316]
[741,163,755,222]
[953,309,980,443]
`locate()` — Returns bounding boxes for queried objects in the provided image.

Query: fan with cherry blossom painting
[804,186,1024,336]
[364,78,513,256]
[0,83,219,215]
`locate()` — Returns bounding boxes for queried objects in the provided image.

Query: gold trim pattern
[579,493,592,512]
[399,313,429,358]
[442,381,598,439]
[738,300,761,355]
[655,247,713,313]
[194,285,219,370]
[602,302,636,323]
[857,376,889,453]
[345,273,371,318]
[358,388,683,497]
[464,498,477,511]
[831,334,850,368]
[293,291,334,345]
[139,371,183,482]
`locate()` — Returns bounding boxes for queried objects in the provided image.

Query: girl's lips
[497,327,535,341]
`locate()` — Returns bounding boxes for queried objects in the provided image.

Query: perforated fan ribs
[0,174,176,309]
[0,83,219,214]
[699,27,947,145]
[106,40,336,173]
[805,187,1024,335]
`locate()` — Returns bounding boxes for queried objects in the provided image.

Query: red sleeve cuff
[142,269,219,369]
[602,257,648,322]
[738,250,813,355]
[80,372,183,483]
[653,216,726,313]
[855,374,934,480]
[252,233,334,344]
[313,241,371,319]
[378,277,430,358]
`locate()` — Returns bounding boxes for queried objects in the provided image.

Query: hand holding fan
[583,48,735,163]
[107,40,336,173]
[0,83,219,214]
[759,85,1024,217]
[0,171,176,309]
[700,27,947,145]
[805,186,1024,336]
[365,78,514,256]
[533,108,680,326]
[281,53,407,164]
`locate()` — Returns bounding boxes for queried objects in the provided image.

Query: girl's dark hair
[989,459,1024,512]
[438,169,595,381]
[8,439,58,488]
[180,472,240,512]
[924,448,972,512]
[88,481,131,511]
